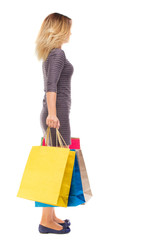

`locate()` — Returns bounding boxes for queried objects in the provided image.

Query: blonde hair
[35,12,72,62]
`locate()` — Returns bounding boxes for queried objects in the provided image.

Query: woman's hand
[46,114,60,129]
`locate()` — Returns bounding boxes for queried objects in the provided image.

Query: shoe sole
[39,229,71,234]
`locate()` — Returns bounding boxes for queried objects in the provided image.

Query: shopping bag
[76,149,93,202]
[69,137,80,149]
[70,137,93,203]
[17,127,75,207]
[68,137,86,206]
[35,137,85,207]
[67,149,86,206]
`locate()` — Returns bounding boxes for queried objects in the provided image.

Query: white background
[0,0,144,239]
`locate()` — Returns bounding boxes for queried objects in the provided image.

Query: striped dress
[40,48,74,146]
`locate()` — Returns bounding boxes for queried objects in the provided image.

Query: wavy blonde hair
[35,12,72,62]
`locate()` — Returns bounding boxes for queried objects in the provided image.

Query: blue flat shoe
[59,219,71,227]
[38,224,71,234]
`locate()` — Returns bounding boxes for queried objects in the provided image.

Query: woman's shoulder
[49,48,65,57]
[43,48,66,64]
[43,48,65,64]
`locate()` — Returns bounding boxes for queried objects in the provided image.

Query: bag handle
[44,126,69,148]
[56,129,68,147]
[45,126,53,146]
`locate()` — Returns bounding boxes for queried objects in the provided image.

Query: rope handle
[44,126,69,148]
[56,129,68,147]
[45,127,53,146]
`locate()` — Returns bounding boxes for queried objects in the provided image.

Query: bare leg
[53,208,65,223]
[40,207,63,230]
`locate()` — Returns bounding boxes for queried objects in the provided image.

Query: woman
[35,13,74,234]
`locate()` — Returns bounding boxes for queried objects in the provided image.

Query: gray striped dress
[40,48,74,146]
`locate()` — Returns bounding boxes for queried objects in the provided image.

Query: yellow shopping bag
[17,127,75,207]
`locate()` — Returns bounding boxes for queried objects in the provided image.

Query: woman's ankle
[40,218,52,225]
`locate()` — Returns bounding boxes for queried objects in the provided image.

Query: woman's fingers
[53,121,57,128]
[57,119,60,129]
[46,117,60,129]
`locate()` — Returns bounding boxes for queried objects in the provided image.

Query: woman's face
[63,22,72,43]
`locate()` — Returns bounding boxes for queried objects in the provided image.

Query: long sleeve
[45,49,65,93]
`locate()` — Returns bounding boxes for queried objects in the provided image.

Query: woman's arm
[45,49,65,129]
[46,92,57,116]
[46,92,60,129]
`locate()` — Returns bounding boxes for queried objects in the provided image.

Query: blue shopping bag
[35,148,86,207]
[67,149,86,206]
